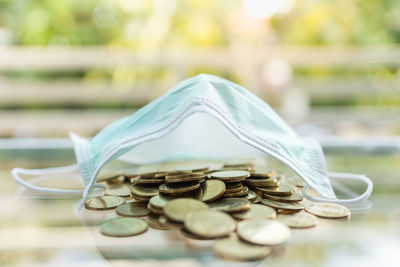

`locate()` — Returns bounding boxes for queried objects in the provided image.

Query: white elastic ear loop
[302,172,373,205]
[11,165,106,195]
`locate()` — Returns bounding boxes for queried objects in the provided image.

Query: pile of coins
[85,162,351,261]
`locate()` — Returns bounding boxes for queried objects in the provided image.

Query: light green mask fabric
[12,74,373,210]
[72,74,336,205]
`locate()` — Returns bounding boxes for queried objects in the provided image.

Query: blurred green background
[0,0,399,138]
[1,2,400,266]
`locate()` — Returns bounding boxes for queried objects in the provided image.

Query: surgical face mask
[12,74,373,210]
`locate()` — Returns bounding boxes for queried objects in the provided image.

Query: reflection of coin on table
[305,203,351,219]
[86,163,353,262]
[100,217,148,237]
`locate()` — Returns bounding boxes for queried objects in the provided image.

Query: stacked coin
[209,170,250,199]
[243,171,306,211]
[86,161,351,262]
[147,195,167,215]
[223,161,255,171]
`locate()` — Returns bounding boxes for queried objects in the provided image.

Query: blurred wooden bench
[0,46,399,137]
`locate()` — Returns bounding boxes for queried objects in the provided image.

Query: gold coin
[224,184,244,193]
[147,214,182,230]
[245,178,279,187]
[166,172,205,179]
[222,166,254,172]
[278,210,301,214]
[246,190,257,202]
[250,172,274,178]
[159,182,200,194]
[305,203,350,219]
[149,195,168,210]
[147,203,164,215]
[165,173,205,183]
[85,196,125,211]
[104,184,130,197]
[147,214,169,230]
[180,228,214,240]
[130,177,165,184]
[223,186,249,197]
[251,186,275,196]
[204,169,216,174]
[277,211,318,228]
[209,198,251,213]
[127,171,166,179]
[164,198,208,222]
[225,181,243,189]
[159,187,203,200]
[200,179,226,203]
[130,184,159,198]
[209,170,250,182]
[263,192,303,203]
[138,172,167,178]
[253,195,262,203]
[237,219,291,246]
[261,198,304,211]
[106,176,126,184]
[131,195,151,202]
[100,217,148,237]
[210,166,253,173]
[223,161,254,168]
[165,170,192,176]
[176,165,209,173]
[257,184,295,196]
[165,176,205,183]
[158,215,183,229]
[182,187,204,200]
[115,202,150,217]
[232,204,276,220]
[158,193,176,202]
[184,210,236,238]
[214,234,272,261]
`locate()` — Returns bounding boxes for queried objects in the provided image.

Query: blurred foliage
[0,0,233,47]
[276,0,400,44]
[0,0,399,47]
[0,0,400,110]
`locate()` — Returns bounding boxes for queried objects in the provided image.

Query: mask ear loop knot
[11,165,106,196]
[302,172,373,211]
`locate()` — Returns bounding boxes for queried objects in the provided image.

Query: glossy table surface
[1,145,399,267]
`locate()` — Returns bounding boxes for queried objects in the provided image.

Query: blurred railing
[3,46,400,70]
[1,46,399,137]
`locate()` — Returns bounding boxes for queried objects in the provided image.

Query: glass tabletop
[1,146,399,267]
